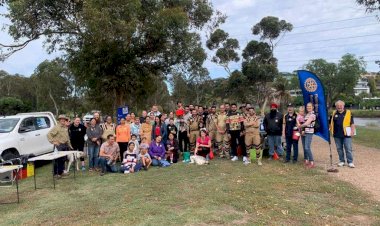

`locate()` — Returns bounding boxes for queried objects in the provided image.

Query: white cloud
[1,0,379,78]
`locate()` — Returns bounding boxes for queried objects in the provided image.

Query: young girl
[166,133,179,163]
[139,144,152,170]
[130,134,140,154]
[296,106,305,136]
[121,142,138,174]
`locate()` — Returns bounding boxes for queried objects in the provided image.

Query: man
[225,103,230,114]
[47,115,73,178]
[330,100,356,168]
[244,107,263,165]
[140,110,148,123]
[206,106,217,150]
[198,106,207,128]
[263,103,284,160]
[177,116,189,153]
[227,103,248,164]
[187,109,201,152]
[69,117,87,171]
[165,111,175,125]
[215,104,230,158]
[184,105,191,122]
[149,105,161,117]
[98,134,120,176]
[282,103,298,163]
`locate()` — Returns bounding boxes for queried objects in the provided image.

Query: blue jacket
[151,123,167,143]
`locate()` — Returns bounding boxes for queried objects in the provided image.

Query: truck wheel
[2,152,19,161]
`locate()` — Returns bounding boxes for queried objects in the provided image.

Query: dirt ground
[303,136,380,202]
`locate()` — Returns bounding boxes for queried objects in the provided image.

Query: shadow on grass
[1,159,379,225]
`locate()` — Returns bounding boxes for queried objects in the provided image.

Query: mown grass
[1,159,380,225]
[350,110,380,118]
[355,126,380,149]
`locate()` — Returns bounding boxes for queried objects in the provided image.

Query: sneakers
[124,170,130,174]
[231,156,238,161]
[337,162,345,167]
[348,163,355,168]
[307,162,315,169]
[257,160,262,166]
[243,157,250,165]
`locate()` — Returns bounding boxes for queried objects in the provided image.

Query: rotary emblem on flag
[304,78,318,92]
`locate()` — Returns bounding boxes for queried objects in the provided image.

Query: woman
[299,102,317,168]
[190,128,211,165]
[125,114,132,125]
[166,133,179,163]
[140,117,153,144]
[101,116,116,142]
[116,118,131,161]
[151,115,167,145]
[130,112,136,123]
[149,135,170,167]
[86,118,103,171]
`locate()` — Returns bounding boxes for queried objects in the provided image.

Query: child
[296,106,305,135]
[130,134,139,154]
[139,143,152,170]
[121,142,138,174]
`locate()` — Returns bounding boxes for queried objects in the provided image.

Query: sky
[0,0,379,78]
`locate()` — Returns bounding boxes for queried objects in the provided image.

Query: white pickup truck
[0,112,57,160]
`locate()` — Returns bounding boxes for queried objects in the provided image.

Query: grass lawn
[354,126,380,149]
[1,159,380,225]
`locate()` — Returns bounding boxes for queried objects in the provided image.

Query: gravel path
[303,136,380,201]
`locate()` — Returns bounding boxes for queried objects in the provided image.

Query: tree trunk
[48,90,59,116]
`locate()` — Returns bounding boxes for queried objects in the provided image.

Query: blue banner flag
[297,70,330,143]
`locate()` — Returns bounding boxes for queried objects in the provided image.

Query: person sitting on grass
[190,128,211,165]
[120,142,141,174]
[149,135,170,167]
[139,143,152,170]
[166,133,179,163]
[98,134,119,176]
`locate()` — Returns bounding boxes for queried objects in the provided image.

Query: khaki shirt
[206,114,217,132]
[244,115,260,134]
[101,123,116,141]
[188,116,200,131]
[216,112,227,132]
[47,124,72,147]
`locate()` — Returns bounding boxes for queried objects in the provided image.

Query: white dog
[65,151,85,173]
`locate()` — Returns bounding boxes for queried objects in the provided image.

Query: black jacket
[263,111,283,136]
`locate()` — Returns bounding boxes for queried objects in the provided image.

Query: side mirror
[19,127,32,133]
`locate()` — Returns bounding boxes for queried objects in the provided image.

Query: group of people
[46,100,356,177]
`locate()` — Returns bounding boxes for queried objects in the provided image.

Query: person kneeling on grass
[120,142,142,174]
[190,128,211,165]
[139,143,152,170]
[98,134,119,176]
[149,135,170,167]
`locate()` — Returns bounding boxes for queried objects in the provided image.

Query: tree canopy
[1,0,222,114]
[304,54,366,106]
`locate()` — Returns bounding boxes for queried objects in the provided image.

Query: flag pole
[327,128,338,173]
